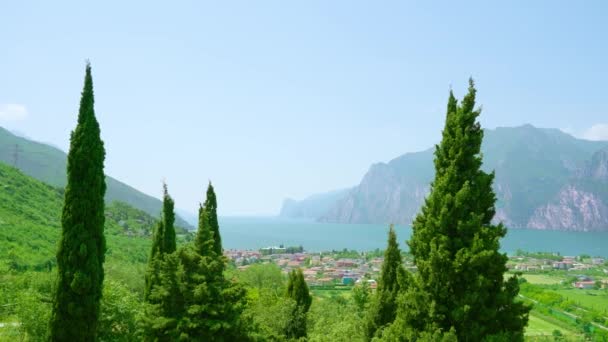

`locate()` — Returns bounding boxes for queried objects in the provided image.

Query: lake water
[219,217,608,257]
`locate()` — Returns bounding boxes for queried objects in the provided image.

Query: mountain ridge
[0,126,192,228]
[281,125,608,231]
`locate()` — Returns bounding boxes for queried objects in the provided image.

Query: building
[573,281,596,289]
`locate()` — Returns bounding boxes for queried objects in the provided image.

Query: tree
[194,203,214,258]
[49,62,107,341]
[99,280,145,342]
[144,184,177,301]
[141,186,249,341]
[365,226,407,340]
[160,184,176,254]
[176,244,249,341]
[352,280,371,313]
[400,80,530,340]
[140,252,184,341]
[285,268,312,339]
[204,182,222,256]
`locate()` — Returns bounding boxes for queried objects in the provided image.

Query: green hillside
[0,161,185,272]
[0,127,192,229]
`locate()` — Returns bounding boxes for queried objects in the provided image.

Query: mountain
[0,161,176,270]
[279,188,351,219]
[287,125,608,231]
[0,127,192,229]
[527,146,608,231]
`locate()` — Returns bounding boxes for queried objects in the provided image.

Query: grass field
[525,313,578,338]
[519,273,565,285]
[554,289,608,312]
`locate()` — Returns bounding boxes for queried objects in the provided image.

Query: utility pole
[12,144,23,169]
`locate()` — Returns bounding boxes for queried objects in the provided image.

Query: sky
[0,1,607,216]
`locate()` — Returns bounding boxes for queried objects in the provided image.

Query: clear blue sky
[0,1,607,215]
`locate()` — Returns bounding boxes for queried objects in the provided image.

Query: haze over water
[219,217,608,257]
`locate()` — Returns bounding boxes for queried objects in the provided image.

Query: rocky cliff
[286,125,608,231]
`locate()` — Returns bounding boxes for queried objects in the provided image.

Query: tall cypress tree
[175,187,248,340]
[144,183,177,301]
[160,183,176,254]
[365,225,406,340]
[49,62,107,341]
[194,204,214,257]
[285,268,312,339]
[403,80,530,340]
[204,182,222,256]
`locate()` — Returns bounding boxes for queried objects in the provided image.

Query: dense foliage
[49,63,107,341]
[365,226,406,340]
[204,182,222,256]
[141,188,249,341]
[144,184,177,301]
[396,80,531,340]
[286,268,313,339]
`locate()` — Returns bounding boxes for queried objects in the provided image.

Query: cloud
[0,104,28,121]
[582,124,608,141]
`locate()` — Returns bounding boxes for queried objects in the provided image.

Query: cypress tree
[144,183,177,301]
[285,268,312,339]
[140,184,183,339]
[49,62,107,341]
[365,225,406,340]
[163,186,248,341]
[204,182,222,256]
[402,80,530,340]
[140,252,184,341]
[161,183,176,254]
[194,204,214,257]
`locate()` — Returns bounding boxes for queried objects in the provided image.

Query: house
[553,261,573,270]
[337,259,357,268]
[573,281,596,289]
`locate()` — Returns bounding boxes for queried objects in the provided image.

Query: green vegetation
[140,187,249,340]
[286,268,313,339]
[144,183,177,301]
[204,182,222,256]
[526,313,578,338]
[392,81,530,340]
[517,280,608,340]
[553,289,608,312]
[521,274,565,285]
[515,250,564,261]
[3,77,608,341]
[0,123,192,229]
[50,63,107,341]
[365,226,405,340]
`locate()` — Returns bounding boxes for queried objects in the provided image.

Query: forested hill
[0,161,184,271]
[0,127,192,229]
[283,125,608,231]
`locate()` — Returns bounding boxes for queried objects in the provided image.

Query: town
[225,246,608,291]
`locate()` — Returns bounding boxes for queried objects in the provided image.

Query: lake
[218,217,608,257]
